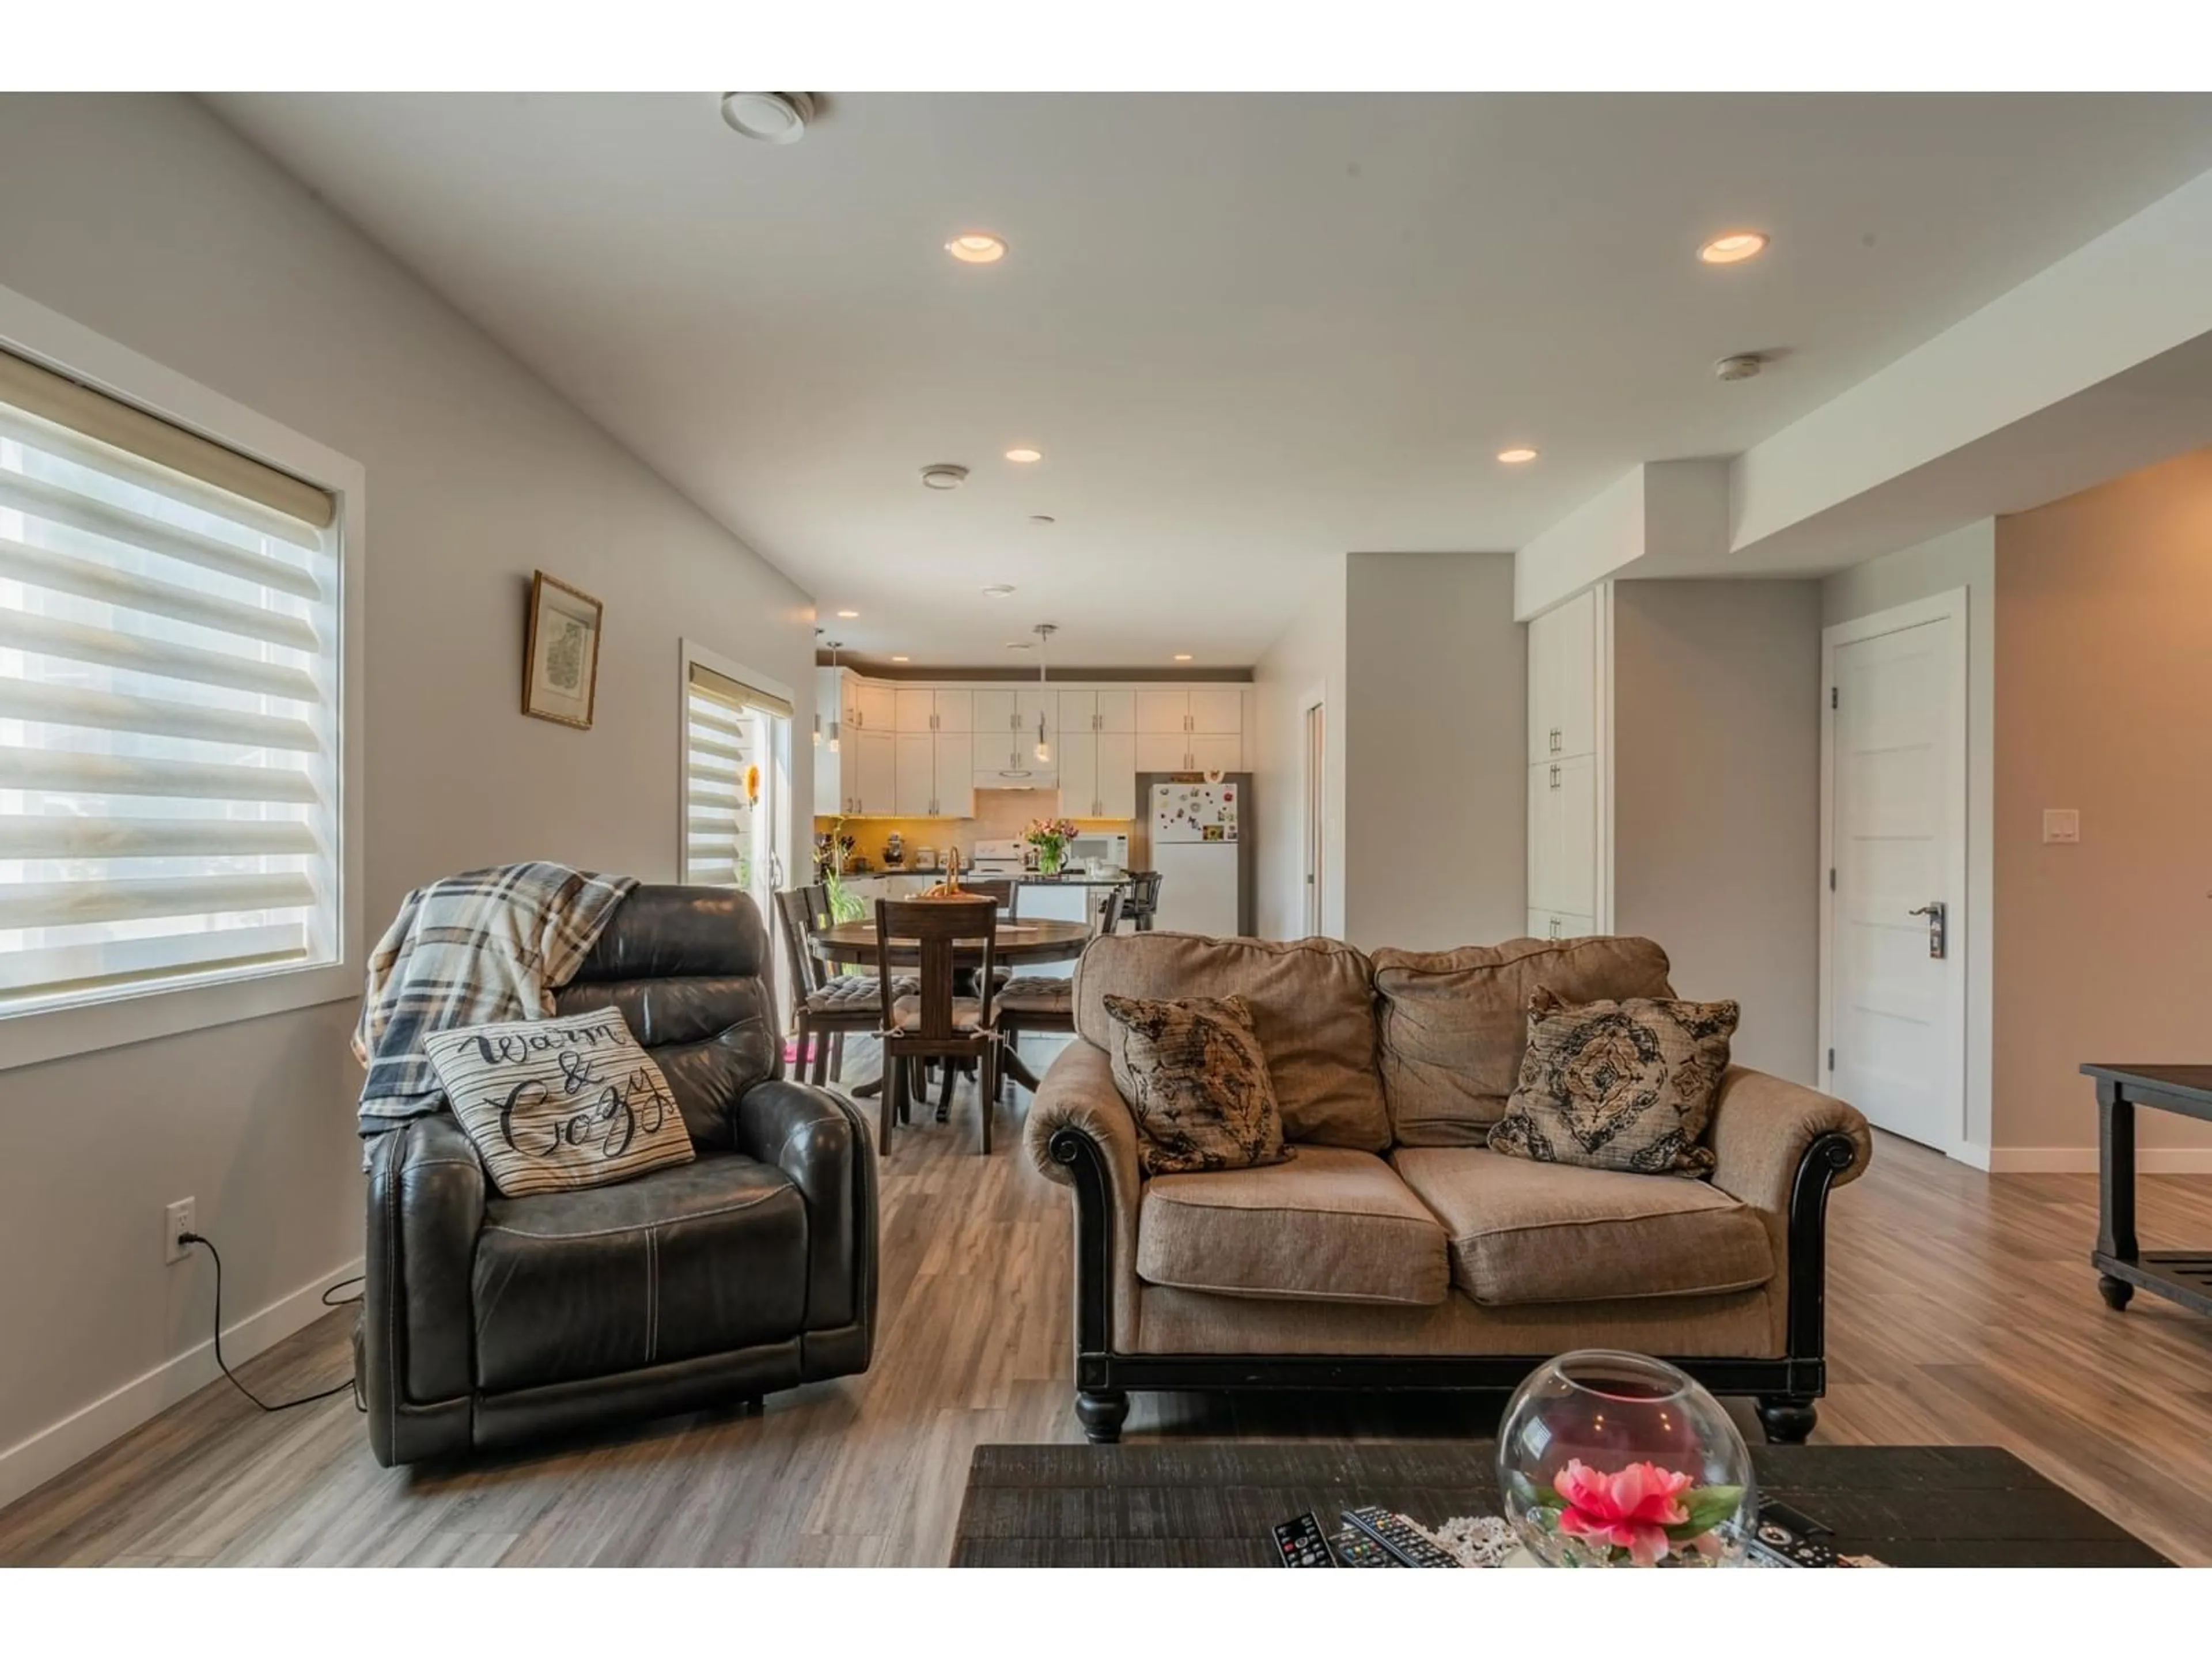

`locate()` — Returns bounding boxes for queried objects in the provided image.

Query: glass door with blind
[0,349,340,1015]
[682,652,791,923]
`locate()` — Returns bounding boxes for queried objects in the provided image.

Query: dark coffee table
[950,1442,2167,1567]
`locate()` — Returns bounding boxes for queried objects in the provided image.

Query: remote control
[1328,1527,1396,1567]
[1748,1509,1839,1568]
[1271,1510,1337,1567]
[1341,1505,1461,1568]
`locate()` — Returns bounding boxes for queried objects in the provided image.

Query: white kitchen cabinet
[933,738,974,819]
[974,688,1018,737]
[1187,733,1241,773]
[1136,690,1188,734]
[932,689,972,733]
[894,732,935,816]
[855,730,897,816]
[1095,732,1137,819]
[1529,753,1597,916]
[1095,689,1135,732]
[1016,687,1054,733]
[1527,908,1597,943]
[1057,690,1095,734]
[894,687,935,735]
[853,681,897,736]
[1056,729,1099,816]
[1135,732,1187,772]
[1189,687,1244,737]
[1529,587,1598,764]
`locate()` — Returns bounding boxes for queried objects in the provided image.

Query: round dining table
[806,916,1095,1096]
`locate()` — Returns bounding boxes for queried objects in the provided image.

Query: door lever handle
[1907,902,1948,960]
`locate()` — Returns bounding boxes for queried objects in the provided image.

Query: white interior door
[1302,699,1325,935]
[1823,600,1967,1152]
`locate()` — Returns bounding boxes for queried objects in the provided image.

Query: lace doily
[1418,1514,1520,1568]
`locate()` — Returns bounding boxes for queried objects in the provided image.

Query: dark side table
[2082,1064,2212,1319]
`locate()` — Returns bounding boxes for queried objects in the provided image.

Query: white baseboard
[1987,1147,2212,1175]
[0,1255,363,1512]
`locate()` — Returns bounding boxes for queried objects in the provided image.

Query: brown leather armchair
[357,886,877,1466]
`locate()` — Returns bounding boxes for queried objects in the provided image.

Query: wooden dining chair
[775,887,910,1087]
[876,896,1002,1156]
[995,889,1118,1100]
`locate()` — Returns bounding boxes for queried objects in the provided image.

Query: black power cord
[179,1232,364,1412]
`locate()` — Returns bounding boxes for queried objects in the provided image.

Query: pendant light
[1033,624,1056,763]
[824,640,843,753]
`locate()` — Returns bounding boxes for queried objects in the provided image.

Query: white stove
[968,837,1029,877]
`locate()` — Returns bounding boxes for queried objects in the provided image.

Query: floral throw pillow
[423,1007,695,1198]
[1487,986,1737,1177]
[1101,993,1293,1177]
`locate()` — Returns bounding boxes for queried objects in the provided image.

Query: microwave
[1069,832,1129,869]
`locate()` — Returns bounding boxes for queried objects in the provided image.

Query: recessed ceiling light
[1005,640,1033,650]
[891,655,910,663]
[718,92,815,145]
[1005,446,1043,464]
[982,584,1017,597]
[945,232,1006,265]
[1497,446,1539,465]
[1698,230,1769,266]
[1028,514,1056,525]
[836,608,859,618]
[1174,654,1193,662]
[919,463,969,490]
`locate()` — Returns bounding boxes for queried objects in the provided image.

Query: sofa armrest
[1023,1039,1144,1354]
[736,1077,877,1336]
[1707,1065,1872,1218]
[362,1115,484,1465]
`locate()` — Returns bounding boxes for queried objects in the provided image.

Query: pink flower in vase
[1552,1459,1694,1566]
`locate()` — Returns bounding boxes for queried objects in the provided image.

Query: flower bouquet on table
[1024,816,1078,876]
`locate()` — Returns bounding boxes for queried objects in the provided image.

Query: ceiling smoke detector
[719,92,816,145]
[920,463,970,490]
[1714,353,1766,382]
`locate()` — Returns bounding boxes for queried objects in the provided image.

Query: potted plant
[1024,816,1078,876]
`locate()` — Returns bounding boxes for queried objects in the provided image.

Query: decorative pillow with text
[423,1007,695,1198]
[1487,986,1737,1177]
[1103,992,1293,1177]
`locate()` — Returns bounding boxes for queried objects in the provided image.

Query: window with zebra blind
[0,342,346,1030]
[681,649,790,916]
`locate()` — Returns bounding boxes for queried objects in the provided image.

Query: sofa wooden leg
[1756,1395,1818,1445]
[1075,1389,1129,1444]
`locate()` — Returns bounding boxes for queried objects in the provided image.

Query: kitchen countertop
[835,868,1133,885]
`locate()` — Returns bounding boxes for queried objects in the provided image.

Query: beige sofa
[1024,931,1871,1444]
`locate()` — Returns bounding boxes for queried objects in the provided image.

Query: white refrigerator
[1149,779,1247,937]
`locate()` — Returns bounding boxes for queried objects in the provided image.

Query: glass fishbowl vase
[1495,1349,1758,1568]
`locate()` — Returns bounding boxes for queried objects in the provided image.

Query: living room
[4,7,2211,1642]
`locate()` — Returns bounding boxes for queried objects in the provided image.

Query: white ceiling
[210,92,2212,668]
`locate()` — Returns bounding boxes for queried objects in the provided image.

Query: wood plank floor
[5,1037,2210,1566]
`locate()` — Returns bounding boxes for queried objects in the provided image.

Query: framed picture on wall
[522,571,603,729]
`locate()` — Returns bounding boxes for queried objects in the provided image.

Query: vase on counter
[1038,846,1063,876]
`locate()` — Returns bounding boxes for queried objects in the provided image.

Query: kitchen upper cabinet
[1187,733,1241,773]
[1134,733,1186,772]
[1015,687,1054,731]
[974,688,1019,736]
[853,681,897,736]
[893,733,935,816]
[1135,690,1188,734]
[1094,689,1135,732]
[895,688,971,733]
[1057,690,1096,734]
[1056,729,1099,817]
[1094,732,1137,818]
[1189,687,1244,735]
[933,738,974,819]
[974,728,1028,776]
[856,730,897,816]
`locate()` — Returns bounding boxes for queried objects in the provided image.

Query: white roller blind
[683,664,775,890]
[0,369,338,1015]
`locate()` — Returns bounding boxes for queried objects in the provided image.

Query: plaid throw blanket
[352,862,638,1139]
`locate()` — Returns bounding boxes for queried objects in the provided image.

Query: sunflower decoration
[744,763,761,807]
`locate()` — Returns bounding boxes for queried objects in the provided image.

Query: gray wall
[0,93,816,1495]
[1252,558,1346,940]
[1821,521,1995,1153]
[1342,552,1525,951]
[1611,580,1823,1083]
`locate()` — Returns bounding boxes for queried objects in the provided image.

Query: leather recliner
[358,885,877,1467]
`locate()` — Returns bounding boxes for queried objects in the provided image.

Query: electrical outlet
[164,1198,195,1264]
[2043,808,2081,845]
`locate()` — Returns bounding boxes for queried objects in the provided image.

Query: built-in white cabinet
[1131,686,1243,771]
[894,732,935,817]
[855,729,897,817]
[1054,729,1140,819]
[851,680,896,736]
[1525,586,1608,934]
[973,688,1018,738]
[1096,690,1135,732]
[934,739,974,820]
